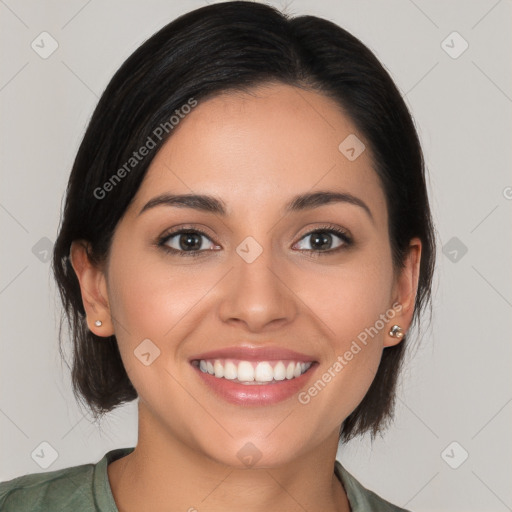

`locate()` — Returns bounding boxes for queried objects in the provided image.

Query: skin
[71,82,421,512]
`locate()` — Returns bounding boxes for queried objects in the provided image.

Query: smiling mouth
[191,358,314,385]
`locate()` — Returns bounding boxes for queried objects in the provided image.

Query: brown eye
[294,227,352,254]
[158,229,218,257]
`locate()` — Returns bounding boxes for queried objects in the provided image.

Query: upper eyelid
[160,226,216,242]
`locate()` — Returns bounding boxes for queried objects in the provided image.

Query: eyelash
[156,224,353,259]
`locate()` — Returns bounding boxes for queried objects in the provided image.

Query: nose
[217,243,298,332]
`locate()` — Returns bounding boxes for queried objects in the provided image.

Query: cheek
[298,245,394,411]
[302,247,394,345]
[107,254,212,342]
[105,257,205,405]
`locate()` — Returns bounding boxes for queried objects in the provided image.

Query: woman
[0,1,436,510]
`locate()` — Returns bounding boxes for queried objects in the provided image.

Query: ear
[69,240,114,337]
[384,237,422,348]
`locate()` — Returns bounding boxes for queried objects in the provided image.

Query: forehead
[129,83,387,225]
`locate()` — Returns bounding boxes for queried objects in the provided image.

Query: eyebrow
[138,190,374,223]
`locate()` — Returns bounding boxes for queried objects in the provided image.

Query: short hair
[52,0,436,442]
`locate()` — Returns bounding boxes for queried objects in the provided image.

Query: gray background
[1,1,511,510]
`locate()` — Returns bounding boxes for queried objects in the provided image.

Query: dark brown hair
[52,1,436,442]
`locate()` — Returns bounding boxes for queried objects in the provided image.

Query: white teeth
[273,361,286,381]
[237,361,255,381]
[213,360,224,378]
[197,359,312,383]
[254,362,274,382]
[224,361,237,380]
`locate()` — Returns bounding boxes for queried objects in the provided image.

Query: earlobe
[69,240,114,337]
[384,237,422,348]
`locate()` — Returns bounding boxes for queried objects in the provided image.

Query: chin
[199,433,307,471]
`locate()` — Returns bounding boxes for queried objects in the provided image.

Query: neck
[107,402,350,512]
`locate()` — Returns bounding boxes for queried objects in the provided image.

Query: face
[73,83,420,468]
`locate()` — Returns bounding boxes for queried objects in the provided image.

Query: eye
[294,225,352,254]
[157,228,219,257]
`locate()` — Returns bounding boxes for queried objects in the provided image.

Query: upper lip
[190,345,316,363]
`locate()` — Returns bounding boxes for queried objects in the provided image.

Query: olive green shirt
[0,447,411,511]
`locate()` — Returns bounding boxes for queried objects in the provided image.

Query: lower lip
[192,363,317,406]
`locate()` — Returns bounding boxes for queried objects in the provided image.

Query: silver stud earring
[94,320,103,327]
[389,325,404,339]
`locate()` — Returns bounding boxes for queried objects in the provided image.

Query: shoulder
[0,461,97,512]
[335,460,412,512]
[0,447,134,512]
